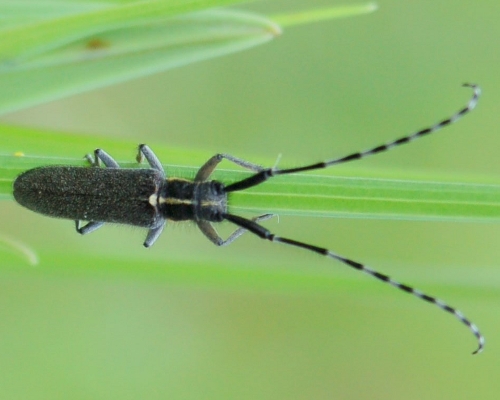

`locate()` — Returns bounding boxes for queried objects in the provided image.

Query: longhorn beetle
[14,84,483,354]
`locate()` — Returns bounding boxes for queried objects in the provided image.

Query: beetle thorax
[157,178,227,222]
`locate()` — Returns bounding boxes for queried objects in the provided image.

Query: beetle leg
[137,144,165,175]
[197,214,275,246]
[195,154,265,182]
[75,220,105,235]
[85,149,120,168]
[143,222,166,248]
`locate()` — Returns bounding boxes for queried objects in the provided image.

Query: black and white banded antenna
[224,84,484,354]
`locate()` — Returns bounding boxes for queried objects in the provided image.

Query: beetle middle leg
[85,149,120,168]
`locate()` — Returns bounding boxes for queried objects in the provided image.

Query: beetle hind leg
[75,220,105,235]
[143,222,166,248]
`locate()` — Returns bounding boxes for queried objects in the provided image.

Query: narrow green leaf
[0,7,278,114]
[0,0,250,58]
[0,1,107,24]
[0,1,377,114]
[2,125,500,222]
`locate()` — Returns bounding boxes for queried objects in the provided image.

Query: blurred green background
[1,0,500,399]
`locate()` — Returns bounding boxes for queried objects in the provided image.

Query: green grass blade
[2,125,500,222]
[272,2,378,27]
[0,0,250,56]
[0,2,107,26]
[228,173,500,221]
[0,2,377,114]
[0,7,278,114]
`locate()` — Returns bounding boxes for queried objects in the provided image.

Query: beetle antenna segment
[223,213,484,354]
[225,84,480,193]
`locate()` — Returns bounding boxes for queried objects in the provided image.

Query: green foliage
[0,1,375,114]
